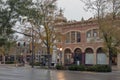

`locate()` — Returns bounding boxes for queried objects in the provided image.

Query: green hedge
[55,64,64,70]
[68,65,111,72]
[29,62,41,66]
[94,65,111,72]
[68,65,85,71]
[85,66,96,71]
[5,61,14,64]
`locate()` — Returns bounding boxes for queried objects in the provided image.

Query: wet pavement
[0,65,120,80]
[0,66,51,80]
[51,70,120,80]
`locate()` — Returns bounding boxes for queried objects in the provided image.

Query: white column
[52,46,57,66]
[94,52,97,65]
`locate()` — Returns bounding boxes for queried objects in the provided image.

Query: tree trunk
[47,46,51,69]
[2,55,5,64]
[109,49,112,71]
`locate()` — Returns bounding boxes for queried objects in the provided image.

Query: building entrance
[74,48,82,65]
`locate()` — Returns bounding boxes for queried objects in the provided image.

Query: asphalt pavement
[0,65,120,80]
[0,66,50,80]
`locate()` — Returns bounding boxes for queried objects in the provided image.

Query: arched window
[71,31,75,43]
[85,48,93,53]
[93,29,98,37]
[97,47,107,64]
[86,29,99,42]
[74,48,82,64]
[85,48,94,64]
[86,30,91,38]
[64,49,72,65]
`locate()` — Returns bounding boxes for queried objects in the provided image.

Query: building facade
[54,11,117,66]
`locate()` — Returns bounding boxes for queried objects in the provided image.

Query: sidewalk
[0,63,15,66]
[0,63,31,68]
[112,66,118,71]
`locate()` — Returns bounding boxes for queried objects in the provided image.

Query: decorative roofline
[55,19,98,27]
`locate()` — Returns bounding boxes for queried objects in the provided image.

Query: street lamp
[59,48,62,65]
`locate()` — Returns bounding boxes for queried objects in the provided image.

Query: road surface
[0,65,120,80]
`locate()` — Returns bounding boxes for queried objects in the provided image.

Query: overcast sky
[57,0,93,21]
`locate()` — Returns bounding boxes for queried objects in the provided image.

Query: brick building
[54,10,117,67]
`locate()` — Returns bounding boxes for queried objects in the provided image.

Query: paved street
[0,66,51,80]
[0,65,120,80]
[51,70,120,80]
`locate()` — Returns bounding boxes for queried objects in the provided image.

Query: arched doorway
[74,48,82,65]
[64,49,73,65]
[85,48,94,65]
[97,47,107,64]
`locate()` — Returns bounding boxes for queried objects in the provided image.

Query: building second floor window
[93,29,98,37]
[86,29,99,42]
[87,30,91,38]
[65,31,81,43]
[77,32,81,42]
[66,32,70,43]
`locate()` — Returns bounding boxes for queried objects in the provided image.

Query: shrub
[5,61,14,64]
[68,65,77,71]
[34,62,41,66]
[85,66,96,71]
[56,64,64,70]
[29,62,41,66]
[68,65,85,71]
[85,65,111,72]
[95,65,111,72]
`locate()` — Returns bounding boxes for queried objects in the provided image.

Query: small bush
[85,66,96,71]
[95,65,111,72]
[85,65,111,72]
[68,65,77,71]
[77,65,85,71]
[29,62,41,66]
[34,62,41,66]
[68,65,85,71]
[5,61,14,64]
[56,64,64,70]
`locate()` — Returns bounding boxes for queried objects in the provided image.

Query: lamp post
[59,48,62,65]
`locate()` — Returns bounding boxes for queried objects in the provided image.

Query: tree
[0,0,34,63]
[0,35,16,63]
[81,0,120,70]
[21,0,58,68]
[0,0,33,45]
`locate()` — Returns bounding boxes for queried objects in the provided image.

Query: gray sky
[57,0,93,21]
